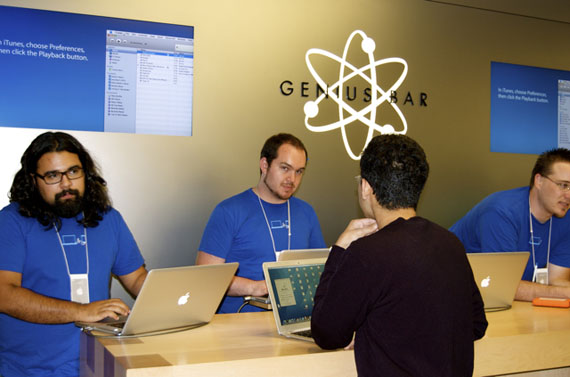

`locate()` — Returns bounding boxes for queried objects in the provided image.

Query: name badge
[70,273,90,304]
[533,266,548,285]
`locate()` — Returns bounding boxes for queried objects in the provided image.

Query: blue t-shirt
[450,187,570,281]
[0,203,144,377]
[199,189,326,313]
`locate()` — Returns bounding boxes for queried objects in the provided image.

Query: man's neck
[529,187,551,223]
[252,183,286,204]
[372,206,416,229]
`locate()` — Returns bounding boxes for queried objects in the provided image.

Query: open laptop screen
[266,263,324,326]
[467,251,529,311]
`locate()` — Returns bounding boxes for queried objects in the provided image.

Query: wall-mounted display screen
[490,61,570,154]
[0,6,194,136]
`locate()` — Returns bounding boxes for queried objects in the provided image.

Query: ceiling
[425,0,570,24]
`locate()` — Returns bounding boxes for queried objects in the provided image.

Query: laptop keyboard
[99,316,127,328]
[293,329,312,338]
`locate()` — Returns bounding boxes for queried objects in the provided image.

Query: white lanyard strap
[529,198,551,278]
[258,195,291,258]
[54,225,89,276]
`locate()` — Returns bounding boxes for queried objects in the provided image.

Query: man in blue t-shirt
[451,148,570,301]
[0,132,147,377]
[197,133,326,313]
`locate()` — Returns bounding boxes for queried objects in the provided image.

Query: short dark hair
[360,134,429,210]
[9,132,111,229]
[260,133,308,168]
[530,148,570,187]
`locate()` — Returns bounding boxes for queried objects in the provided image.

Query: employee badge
[533,265,548,285]
[70,273,90,304]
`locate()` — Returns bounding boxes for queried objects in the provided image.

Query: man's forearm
[515,280,570,301]
[227,276,268,297]
[0,284,84,324]
[1,284,130,324]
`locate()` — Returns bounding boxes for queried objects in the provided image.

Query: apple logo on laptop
[481,276,491,288]
[178,292,190,306]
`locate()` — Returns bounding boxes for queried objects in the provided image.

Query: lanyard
[54,225,89,276]
[529,199,551,283]
[258,194,291,259]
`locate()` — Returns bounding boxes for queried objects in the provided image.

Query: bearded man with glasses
[0,132,147,377]
[451,148,570,301]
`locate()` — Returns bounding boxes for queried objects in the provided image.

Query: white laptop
[241,249,330,310]
[277,248,331,262]
[75,262,238,336]
[467,252,529,312]
[262,258,327,342]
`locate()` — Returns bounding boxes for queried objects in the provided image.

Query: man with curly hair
[0,132,147,377]
[311,134,487,377]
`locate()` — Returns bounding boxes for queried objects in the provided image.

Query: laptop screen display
[267,263,324,325]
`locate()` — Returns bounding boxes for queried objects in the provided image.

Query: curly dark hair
[9,132,111,229]
[360,134,429,210]
[530,148,570,187]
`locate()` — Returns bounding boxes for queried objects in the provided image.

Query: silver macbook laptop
[76,262,238,336]
[467,252,529,312]
[262,258,327,342]
[241,249,330,310]
[277,248,331,262]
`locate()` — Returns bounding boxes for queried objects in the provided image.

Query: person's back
[311,134,487,377]
[343,217,483,376]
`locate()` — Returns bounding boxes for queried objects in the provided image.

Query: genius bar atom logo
[304,30,409,160]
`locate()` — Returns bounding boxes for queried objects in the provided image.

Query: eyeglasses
[543,175,570,192]
[35,166,84,185]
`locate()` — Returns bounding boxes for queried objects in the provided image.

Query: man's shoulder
[359,217,460,251]
[484,186,528,203]
[289,196,317,212]
[214,189,256,211]
[413,216,453,233]
[463,187,528,220]
[0,202,19,213]
[100,206,119,216]
[352,217,465,263]
[475,187,528,219]
[0,203,40,236]
[0,202,27,222]
[217,189,252,204]
[94,207,125,227]
[394,217,458,240]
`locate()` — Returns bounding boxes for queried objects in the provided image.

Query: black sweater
[312,217,487,377]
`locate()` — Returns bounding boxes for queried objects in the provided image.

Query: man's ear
[360,178,373,200]
[533,173,543,189]
[260,157,269,176]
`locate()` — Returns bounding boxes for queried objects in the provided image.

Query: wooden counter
[474,301,570,376]
[80,301,570,377]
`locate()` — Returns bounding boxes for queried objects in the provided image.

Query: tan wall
[0,0,568,302]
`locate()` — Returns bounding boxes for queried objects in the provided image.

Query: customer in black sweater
[311,134,488,377]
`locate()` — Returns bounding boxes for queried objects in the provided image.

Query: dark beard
[53,189,83,218]
[263,176,291,201]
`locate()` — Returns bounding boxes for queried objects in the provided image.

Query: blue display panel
[0,6,194,136]
[490,62,570,154]
[268,263,324,325]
